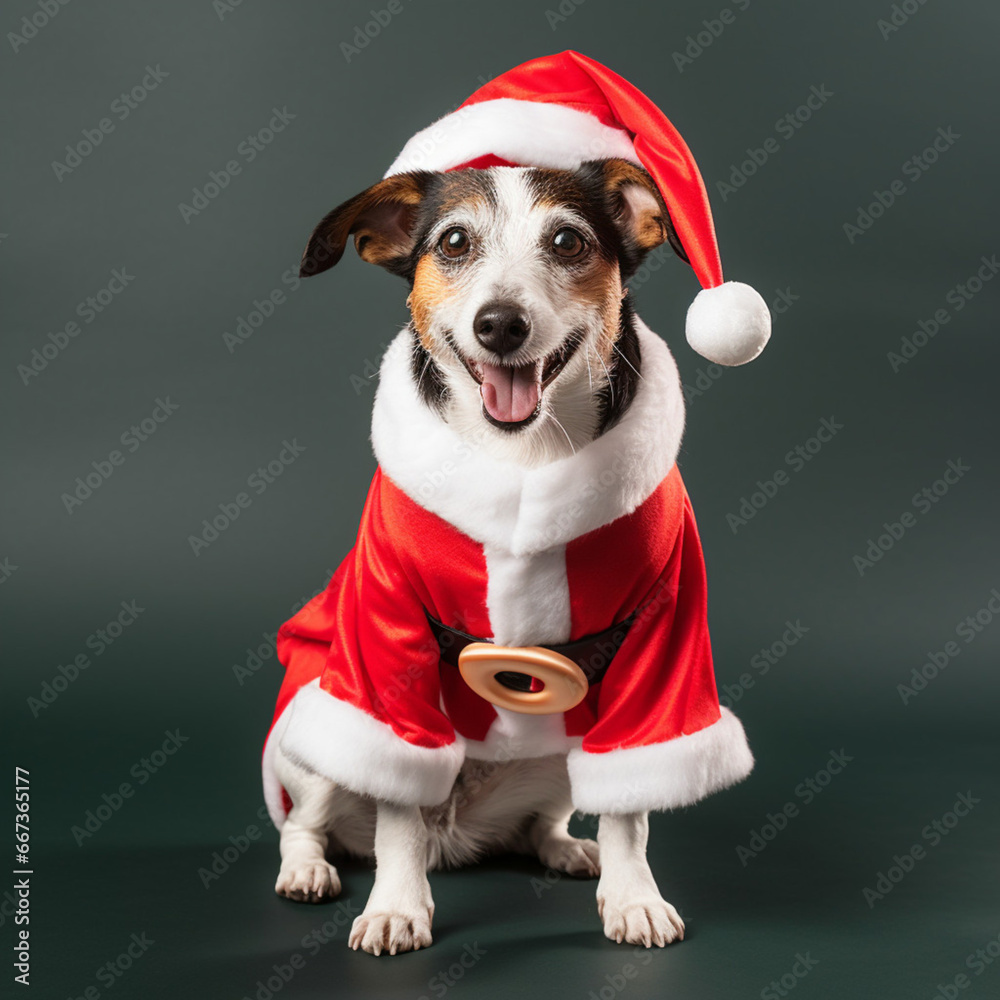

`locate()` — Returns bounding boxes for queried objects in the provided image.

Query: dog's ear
[597,159,688,264]
[299,172,432,278]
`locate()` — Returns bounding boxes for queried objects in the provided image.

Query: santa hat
[385,50,770,367]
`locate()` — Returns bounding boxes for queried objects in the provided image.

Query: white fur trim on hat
[385,98,640,177]
[685,281,771,366]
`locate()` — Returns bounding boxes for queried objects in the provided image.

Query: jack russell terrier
[262,51,770,956]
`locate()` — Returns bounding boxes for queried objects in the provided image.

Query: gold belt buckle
[457,643,589,715]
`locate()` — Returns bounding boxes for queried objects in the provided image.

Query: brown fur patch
[300,172,428,277]
[434,170,495,215]
[408,253,458,349]
[601,160,669,250]
[573,257,624,365]
[527,168,588,209]
[352,174,426,265]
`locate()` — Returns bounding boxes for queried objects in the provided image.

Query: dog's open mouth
[459,336,581,430]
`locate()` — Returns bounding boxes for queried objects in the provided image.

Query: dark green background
[3,0,998,997]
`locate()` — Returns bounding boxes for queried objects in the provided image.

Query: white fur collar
[370,317,685,556]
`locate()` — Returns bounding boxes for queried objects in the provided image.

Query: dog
[264,157,755,955]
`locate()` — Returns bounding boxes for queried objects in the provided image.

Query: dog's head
[300,161,686,457]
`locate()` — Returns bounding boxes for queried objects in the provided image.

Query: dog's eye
[439,227,470,259]
[552,228,585,258]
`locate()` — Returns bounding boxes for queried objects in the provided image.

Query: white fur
[272,742,599,952]
[462,707,579,763]
[385,99,640,177]
[270,164,749,952]
[567,707,754,815]
[686,281,771,366]
[462,543,578,760]
[484,543,570,646]
[597,813,686,946]
[349,802,435,954]
[276,679,465,807]
[406,168,621,464]
[372,317,684,556]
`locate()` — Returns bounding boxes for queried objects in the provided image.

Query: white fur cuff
[567,708,754,814]
[275,680,465,808]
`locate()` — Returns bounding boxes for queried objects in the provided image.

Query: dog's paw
[538,835,601,878]
[349,907,433,955]
[275,860,341,903]
[597,894,685,948]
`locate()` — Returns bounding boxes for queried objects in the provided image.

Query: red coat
[262,323,753,820]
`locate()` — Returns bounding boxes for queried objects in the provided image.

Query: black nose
[474,302,531,356]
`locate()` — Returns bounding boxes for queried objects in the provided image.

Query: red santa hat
[385,50,770,367]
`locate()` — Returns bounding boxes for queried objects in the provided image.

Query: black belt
[428,612,636,693]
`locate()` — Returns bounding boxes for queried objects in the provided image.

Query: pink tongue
[480,362,539,423]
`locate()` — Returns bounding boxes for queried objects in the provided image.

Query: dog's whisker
[590,346,615,406]
[548,412,576,455]
[416,354,432,393]
[609,339,643,380]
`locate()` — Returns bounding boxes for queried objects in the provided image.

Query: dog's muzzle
[429,613,636,715]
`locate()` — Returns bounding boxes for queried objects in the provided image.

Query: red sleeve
[582,494,722,753]
[277,469,455,750]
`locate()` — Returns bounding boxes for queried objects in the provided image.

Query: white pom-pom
[685,281,771,366]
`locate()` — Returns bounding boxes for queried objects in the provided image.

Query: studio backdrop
[3,1,998,998]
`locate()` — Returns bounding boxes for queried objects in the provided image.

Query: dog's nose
[474,302,531,356]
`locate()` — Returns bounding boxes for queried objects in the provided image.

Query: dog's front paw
[597,893,685,948]
[349,906,433,955]
[275,860,341,903]
[538,835,601,878]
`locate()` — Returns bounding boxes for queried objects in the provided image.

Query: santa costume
[263,51,768,825]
